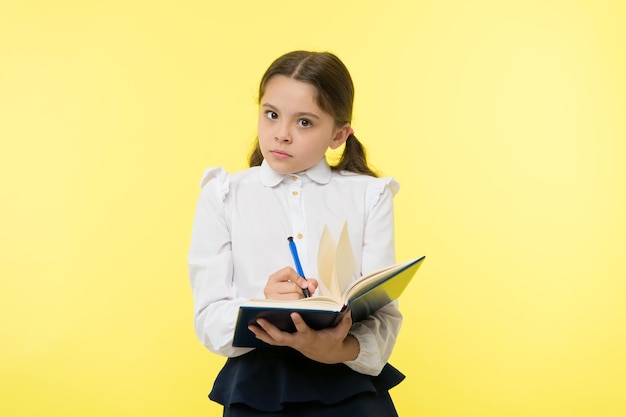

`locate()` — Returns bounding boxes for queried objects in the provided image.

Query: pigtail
[332,133,378,177]
[248,139,263,167]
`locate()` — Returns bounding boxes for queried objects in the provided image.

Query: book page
[244,296,343,311]
[334,221,357,296]
[344,259,415,300]
[316,225,340,301]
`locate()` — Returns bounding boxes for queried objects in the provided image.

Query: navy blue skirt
[209,347,405,416]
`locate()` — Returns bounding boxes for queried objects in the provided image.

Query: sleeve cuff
[342,323,384,376]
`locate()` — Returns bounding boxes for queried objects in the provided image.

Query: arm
[343,179,403,375]
[188,169,253,357]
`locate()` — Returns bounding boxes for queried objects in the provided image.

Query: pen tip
[287,236,294,241]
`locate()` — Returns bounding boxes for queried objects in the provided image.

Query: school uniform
[189,159,404,415]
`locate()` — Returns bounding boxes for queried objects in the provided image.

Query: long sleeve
[188,168,253,357]
[343,179,403,375]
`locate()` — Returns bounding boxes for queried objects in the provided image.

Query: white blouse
[188,158,402,375]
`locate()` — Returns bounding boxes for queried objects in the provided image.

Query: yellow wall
[2,1,625,416]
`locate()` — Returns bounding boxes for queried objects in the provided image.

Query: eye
[297,119,312,128]
[265,111,278,120]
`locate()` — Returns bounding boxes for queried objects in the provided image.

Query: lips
[270,150,292,160]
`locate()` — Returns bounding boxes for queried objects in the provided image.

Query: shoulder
[198,166,261,201]
[332,170,400,208]
[332,170,400,194]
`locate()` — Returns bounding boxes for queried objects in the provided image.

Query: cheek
[257,115,265,133]
[257,121,271,142]
[301,138,331,158]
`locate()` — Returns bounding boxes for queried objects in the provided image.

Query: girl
[188,50,404,416]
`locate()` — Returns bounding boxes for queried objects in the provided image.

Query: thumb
[296,275,310,289]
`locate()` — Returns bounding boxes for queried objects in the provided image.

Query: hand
[249,310,360,364]
[264,267,318,300]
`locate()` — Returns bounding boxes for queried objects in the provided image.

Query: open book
[232,222,425,347]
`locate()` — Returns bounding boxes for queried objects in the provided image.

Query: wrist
[342,334,360,362]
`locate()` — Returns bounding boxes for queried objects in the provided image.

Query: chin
[265,159,295,174]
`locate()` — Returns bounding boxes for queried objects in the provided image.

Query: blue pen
[287,236,311,298]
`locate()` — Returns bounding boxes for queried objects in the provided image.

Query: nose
[274,123,292,143]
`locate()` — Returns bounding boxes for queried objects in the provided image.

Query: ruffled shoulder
[199,167,230,201]
[365,177,400,209]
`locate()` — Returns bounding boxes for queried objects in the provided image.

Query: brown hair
[248,51,377,177]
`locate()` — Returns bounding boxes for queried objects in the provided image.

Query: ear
[329,124,351,150]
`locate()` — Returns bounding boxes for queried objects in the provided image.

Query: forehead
[261,76,320,109]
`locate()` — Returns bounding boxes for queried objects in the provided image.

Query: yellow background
[2,0,625,416]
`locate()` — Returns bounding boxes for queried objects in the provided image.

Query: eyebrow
[261,103,321,119]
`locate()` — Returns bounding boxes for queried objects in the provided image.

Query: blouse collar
[260,158,332,187]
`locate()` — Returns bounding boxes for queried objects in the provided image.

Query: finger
[294,276,313,297]
[249,320,277,345]
[295,275,309,289]
[334,310,353,334]
[267,267,299,284]
[255,318,291,346]
[294,276,320,297]
[265,274,308,300]
[275,281,308,299]
[248,322,274,344]
[305,278,319,294]
[290,312,312,334]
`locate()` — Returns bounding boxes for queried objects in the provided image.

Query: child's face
[258,75,349,174]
